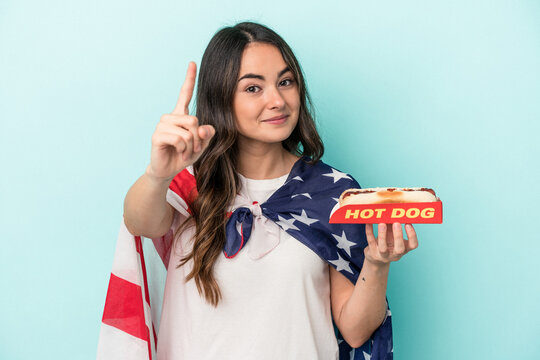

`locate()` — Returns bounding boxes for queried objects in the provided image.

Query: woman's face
[233,42,300,148]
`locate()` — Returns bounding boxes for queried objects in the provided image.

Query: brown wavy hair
[176,21,324,306]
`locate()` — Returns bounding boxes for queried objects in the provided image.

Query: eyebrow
[237,67,291,82]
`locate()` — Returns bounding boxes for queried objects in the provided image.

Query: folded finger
[404,224,419,252]
[161,115,202,153]
[377,223,388,256]
[393,223,406,255]
[152,131,187,153]
[157,122,194,156]
[183,116,201,153]
[365,224,377,248]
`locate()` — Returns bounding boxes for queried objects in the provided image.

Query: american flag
[97,158,393,360]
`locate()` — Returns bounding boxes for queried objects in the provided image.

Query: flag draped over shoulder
[97,158,393,360]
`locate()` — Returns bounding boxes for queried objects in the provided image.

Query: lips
[262,114,288,124]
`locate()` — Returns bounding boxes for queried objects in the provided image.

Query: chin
[262,128,296,144]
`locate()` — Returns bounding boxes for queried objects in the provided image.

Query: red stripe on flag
[224,222,244,259]
[169,169,198,213]
[152,234,171,269]
[135,236,153,359]
[153,323,158,350]
[135,236,151,306]
[102,274,149,343]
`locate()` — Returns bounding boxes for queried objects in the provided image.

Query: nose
[266,86,285,110]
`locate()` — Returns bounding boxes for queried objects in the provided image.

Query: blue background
[1,0,539,359]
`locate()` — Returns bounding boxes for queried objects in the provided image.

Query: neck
[237,140,299,180]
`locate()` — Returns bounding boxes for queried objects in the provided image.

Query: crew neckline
[238,172,290,191]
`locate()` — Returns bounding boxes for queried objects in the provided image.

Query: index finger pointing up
[172,61,197,115]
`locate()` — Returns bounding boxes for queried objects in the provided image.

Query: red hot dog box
[329,187,443,224]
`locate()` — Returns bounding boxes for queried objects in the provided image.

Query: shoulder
[309,158,361,189]
[286,157,361,202]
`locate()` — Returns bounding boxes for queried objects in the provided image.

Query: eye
[245,85,260,93]
[279,78,295,87]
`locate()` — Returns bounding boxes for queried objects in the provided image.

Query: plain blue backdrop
[1,0,539,359]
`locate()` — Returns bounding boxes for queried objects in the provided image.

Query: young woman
[123,22,418,360]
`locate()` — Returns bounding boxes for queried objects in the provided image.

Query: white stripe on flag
[166,189,191,217]
[111,220,143,285]
[97,323,149,360]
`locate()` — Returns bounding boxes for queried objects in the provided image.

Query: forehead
[238,43,288,76]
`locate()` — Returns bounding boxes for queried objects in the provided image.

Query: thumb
[198,125,216,148]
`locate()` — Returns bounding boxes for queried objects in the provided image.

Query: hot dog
[339,187,439,206]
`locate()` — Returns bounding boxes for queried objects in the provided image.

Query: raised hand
[146,62,215,182]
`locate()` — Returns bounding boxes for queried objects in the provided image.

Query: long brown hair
[176,22,324,306]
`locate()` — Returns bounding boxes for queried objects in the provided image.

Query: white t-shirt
[156,173,339,360]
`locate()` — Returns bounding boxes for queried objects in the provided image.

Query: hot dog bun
[339,187,438,206]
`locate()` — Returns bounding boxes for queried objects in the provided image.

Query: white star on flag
[328,253,353,273]
[362,351,371,360]
[322,168,352,183]
[332,231,356,256]
[291,176,303,182]
[291,193,312,199]
[291,209,318,226]
[276,215,300,231]
[332,197,339,204]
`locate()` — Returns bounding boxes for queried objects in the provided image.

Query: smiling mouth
[262,114,289,123]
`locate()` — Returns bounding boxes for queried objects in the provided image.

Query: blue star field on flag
[224,157,393,360]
